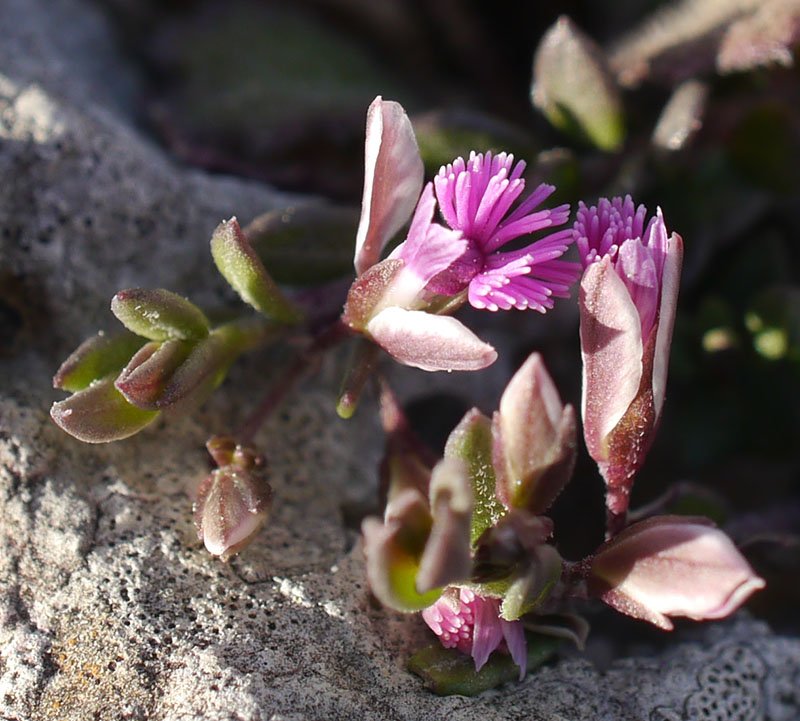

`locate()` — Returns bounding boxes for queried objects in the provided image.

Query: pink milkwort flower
[392,152,581,313]
[574,196,683,535]
[422,587,528,679]
[345,96,581,373]
[589,516,765,630]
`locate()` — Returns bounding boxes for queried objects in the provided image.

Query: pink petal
[579,257,643,462]
[389,186,469,299]
[652,232,683,422]
[500,620,528,680]
[471,596,504,671]
[615,238,659,341]
[366,308,497,371]
[354,97,424,275]
[590,516,765,628]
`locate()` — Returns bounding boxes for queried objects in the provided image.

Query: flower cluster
[50,94,765,693]
[356,97,761,686]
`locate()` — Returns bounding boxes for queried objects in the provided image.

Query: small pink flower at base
[575,197,683,531]
[422,587,528,680]
[589,516,765,630]
[393,152,581,313]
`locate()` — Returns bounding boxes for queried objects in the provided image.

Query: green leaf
[531,16,625,151]
[211,217,303,324]
[245,204,359,286]
[500,548,561,621]
[111,288,211,341]
[407,634,561,696]
[50,376,159,443]
[444,409,506,545]
[53,331,145,392]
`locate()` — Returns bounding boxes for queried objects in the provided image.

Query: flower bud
[492,353,577,513]
[194,438,272,559]
[576,198,683,533]
[589,516,765,629]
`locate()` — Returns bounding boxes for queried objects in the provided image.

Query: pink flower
[394,152,580,312]
[346,98,583,373]
[589,516,765,630]
[574,197,683,534]
[422,587,528,679]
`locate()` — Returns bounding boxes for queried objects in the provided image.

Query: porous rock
[1,1,799,720]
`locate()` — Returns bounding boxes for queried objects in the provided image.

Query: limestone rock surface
[1,1,799,720]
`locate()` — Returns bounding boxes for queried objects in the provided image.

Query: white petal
[367,308,497,371]
[354,97,424,275]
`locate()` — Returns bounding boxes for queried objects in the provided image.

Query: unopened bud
[194,439,272,560]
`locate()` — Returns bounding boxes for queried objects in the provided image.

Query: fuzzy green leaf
[111,289,210,341]
[444,409,506,545]
[211,217,303,324]
[53,331,145,393]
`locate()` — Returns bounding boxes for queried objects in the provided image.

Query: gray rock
[1,1,798,720]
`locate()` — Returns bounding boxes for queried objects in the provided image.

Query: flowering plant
[49,95,764,695]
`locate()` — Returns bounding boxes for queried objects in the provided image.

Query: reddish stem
[237,319,352,443]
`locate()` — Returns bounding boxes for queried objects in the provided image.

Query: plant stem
[237,318,352,443]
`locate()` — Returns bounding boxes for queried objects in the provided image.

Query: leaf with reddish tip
[416,458,473,594]
[444,409,506,545]
[367,308,497,372]
[493,353,577,513]
[211,217,302,324]
[50,376,159,443]
[115,339,193,410]
[579,256,643,463]
[355,96,424,275]
[155,334,231,412]
[155,319,275,412]
[53,331,145,392]
[111,288,210,341]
